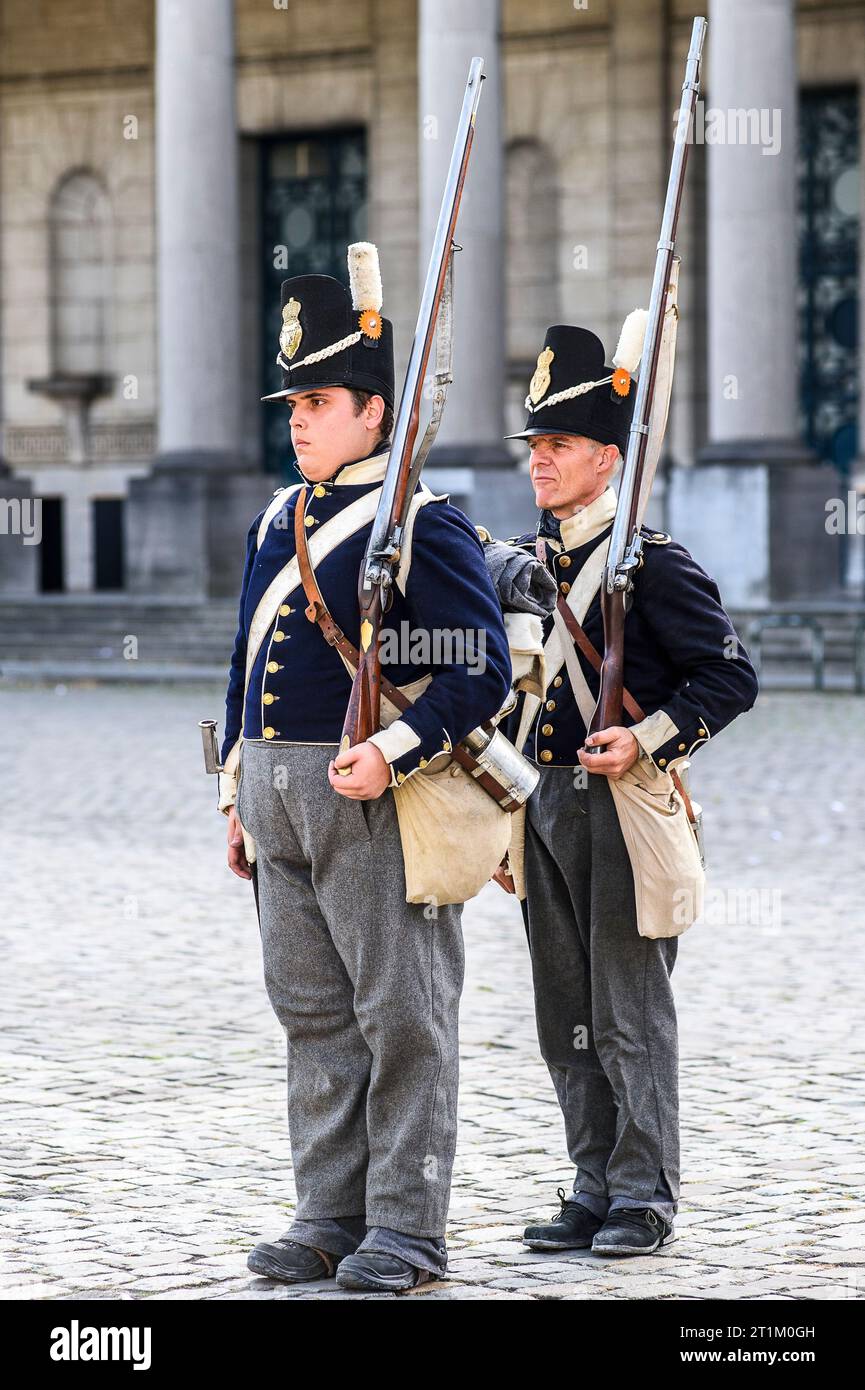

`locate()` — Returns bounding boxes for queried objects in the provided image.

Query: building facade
[0,0,862,605]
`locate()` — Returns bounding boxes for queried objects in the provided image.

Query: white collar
[299,449,390,489]
[547,486,618,552]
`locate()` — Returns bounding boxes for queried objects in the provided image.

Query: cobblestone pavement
[2,683,863,1301]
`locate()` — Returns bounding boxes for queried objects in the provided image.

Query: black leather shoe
[591,1207,675,1256]
[247,1235,337,1282]
[335,1251,436,1292]
[523,1187,605,1250]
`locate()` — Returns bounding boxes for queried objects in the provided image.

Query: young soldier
[219,245,511,1291]
[496,323,759,1256]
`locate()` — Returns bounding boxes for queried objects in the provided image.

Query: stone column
[156,0,240,457]
[610,0,667,533]
[130,0,248,597]
[0,106,37,597]
[706,0,798,451]
[418,0,508,469]
[669,0,840,604]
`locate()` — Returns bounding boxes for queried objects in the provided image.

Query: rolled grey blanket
[482,538,558,617]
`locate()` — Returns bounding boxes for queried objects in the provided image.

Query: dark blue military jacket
[222,447,512,785]
[500,494,759,772]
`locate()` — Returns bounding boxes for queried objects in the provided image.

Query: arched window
[49,170,112,375]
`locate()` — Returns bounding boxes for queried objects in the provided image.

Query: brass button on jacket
[540,749,553,763]
[220,454,518,769]
[487,516,759,806]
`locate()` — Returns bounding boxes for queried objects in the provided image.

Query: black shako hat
[261,242,395,408]
[506,311,648,456]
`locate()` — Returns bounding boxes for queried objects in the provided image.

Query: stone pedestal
[0,467,39,597]
[425,465,538,539]
[126,453,267,599]
[669,445,843,605]
[842,470,865,595]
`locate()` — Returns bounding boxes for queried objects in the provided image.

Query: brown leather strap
[293,486,520,811]
[535,535,696,823]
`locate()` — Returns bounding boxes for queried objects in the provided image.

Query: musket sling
[521,535,705,938]
[535,536,698,827]
[295,486,521,811]
[293,485,514,907]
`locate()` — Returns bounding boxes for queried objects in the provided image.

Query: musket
[338,57,484,766]
[586,16,707,746]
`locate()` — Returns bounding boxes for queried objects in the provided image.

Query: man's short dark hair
[348,387,394,447]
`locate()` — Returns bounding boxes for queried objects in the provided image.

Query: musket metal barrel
[605,15,706,595]
[362,56,485,593]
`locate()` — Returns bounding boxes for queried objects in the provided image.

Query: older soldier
[496,323,759,1256]
[219,245,511,1292]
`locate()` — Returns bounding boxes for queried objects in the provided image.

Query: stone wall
[0,0,862,595]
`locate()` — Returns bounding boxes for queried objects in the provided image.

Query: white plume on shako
[347,241,383,313]
[612,308,650,376]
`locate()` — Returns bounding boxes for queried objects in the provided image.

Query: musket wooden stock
[591,586,626,737]
[342,586,384,756]
[343,389,424,753]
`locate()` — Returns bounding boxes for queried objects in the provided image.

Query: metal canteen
[459,724,539,807]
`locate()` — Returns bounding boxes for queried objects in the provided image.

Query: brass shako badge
[279,297,303,361]
[529,347,555,405]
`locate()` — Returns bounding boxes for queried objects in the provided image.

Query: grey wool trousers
[236,741,465,1276]
[521,764,680,1223]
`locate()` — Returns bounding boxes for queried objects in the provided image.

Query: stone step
[0,599,236,679]
[0,598,862,690]
[0,661,228,683]
[0,627,235,643]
